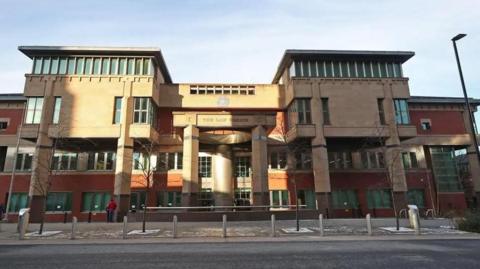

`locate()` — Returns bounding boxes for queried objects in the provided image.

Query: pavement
[1,239,480,268]
[0,217,477,244]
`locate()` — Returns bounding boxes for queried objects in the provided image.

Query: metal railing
[145,205,307,211]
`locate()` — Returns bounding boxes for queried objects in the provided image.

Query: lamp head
[452,34,467,41]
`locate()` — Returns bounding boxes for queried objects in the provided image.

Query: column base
[115,194,130,222]
[315,192,332,218]
[393,191,408,214]
[252,192,269,207]
[28,195,46,223]
[182,192,199,207]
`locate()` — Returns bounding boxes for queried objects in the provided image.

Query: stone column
[311,83,332,214]
[214,144,233,207]
[182,124,199,206]
[114,93,134,221]
[251,125,269,206]
[28,78,55,222]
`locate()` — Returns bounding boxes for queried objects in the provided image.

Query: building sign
[197,114,254,127]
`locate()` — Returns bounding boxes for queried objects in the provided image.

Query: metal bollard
[366,213,372,236]
[319,214,324,236]
[173,215,178,239]
[271,214,276,237]
[122,216,128,239]
[70,217,77,240]
[222,214,227,238]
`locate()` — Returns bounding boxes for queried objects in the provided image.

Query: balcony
[286,124,316,142]
[397,125,417,138]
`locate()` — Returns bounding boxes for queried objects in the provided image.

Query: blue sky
[0,0,479,103]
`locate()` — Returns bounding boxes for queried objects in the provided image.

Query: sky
[0,0,479,104]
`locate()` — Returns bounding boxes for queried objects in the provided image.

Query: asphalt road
[0,239,479,269]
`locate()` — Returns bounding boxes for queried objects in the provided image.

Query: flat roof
[18,45,172,83]
[272,49,415,83]
[409,95,480,105]
[0,93,26,101]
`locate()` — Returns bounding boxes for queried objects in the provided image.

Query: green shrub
[458,211,480,233]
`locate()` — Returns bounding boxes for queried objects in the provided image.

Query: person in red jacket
[106,198,117,223]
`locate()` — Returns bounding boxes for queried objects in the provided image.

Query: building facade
[0,46,479,222]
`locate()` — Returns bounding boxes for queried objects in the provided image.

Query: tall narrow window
[75,57,84,75]
[325,61,333,77]
[142,58,150,75]
[33,57,43,74]
[364,62,372,78]
[25,97,44,124]
[393,63,402,78]
[127,58,135,75]
[119,58,126,75]
[317,61,325,77]
[93,58,101,75]
[101,58,110,75]
[110,58,118,75]
[15,153,33,171]
[50,57,59,74]
[133,97,156,124]
[67,57,76,75]
[58,58,67,74]
[402,152,418,169]
[296,99,311,124]
[135,58,142,75]
[394,99,410,124]
[357,62,365,78]
[113,97,122,124]
[52,97,62,124]
[84,58,93,75]
[42,57,51,74]
[377,99,386,125]
[199,156,212,178]
[321,98,330,125]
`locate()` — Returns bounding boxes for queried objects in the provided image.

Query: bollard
[271,214,276,237]
[88,211,92,223]
[173,215,178,239]
[122,216,128,240]
[18,216,24,240]
[222,214,227,238]
[319,214,324,236]
[64,212,68,223]
[366,213,372,236]
[70,217,77,240]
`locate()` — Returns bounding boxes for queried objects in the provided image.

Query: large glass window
[87,152,115,170]
[394,99,410,124]
[52,153,78,170]
[235,157,251,177]
[157,152,183,171]
[297,189,316,209]
[295,151,312,170]
[402,152,418,169]
[269,151,287,169]
[15,153,33,171]
[270,190,289,208]
[52,97,62,124]
[322,98,330,125]
[367,189,392,209]
[377,99,386,125]
[361,151,385,169]
[430,147,462,192]
[328,152,352,169]
[199,156,212,178]
[407,189,425,208]
[25,97,44,124]
[46,192,72,212]
[157,191,182,207]
[332,190,359,209]
[9,193,28,212]
[81,192,111,212]
[133,152,150,170]
[288,99,311,125]
[113,97,122,124]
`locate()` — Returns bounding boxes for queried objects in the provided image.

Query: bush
[458,211,480,233]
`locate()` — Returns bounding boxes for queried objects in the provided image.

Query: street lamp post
[451,34,480,166]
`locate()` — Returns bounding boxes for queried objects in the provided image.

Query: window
[93,58,101,75]
[101,58,110,75]
[394,99,410,124]
[0,121,7,131]
[130,191,146,210]
[297,189,316,209]
[157,191,182,207]
[288,99,311,126]
[377,99,386,125]
[81,192,111,212]
[357,62,365,77]
[52,153,78,170]
[430,147,462,192]
[269,151,287,169]
[0,147,6,172]
[133,97,156,125]
[361,151,385,169]
[393,63,402,77]
[364,62,373,78]
[113,97,122,124]
[67,57,76,74]
[295,151,312,169]
[33,57,43,74]
[328,152,353,169]
[367,189,392,209]
[235,157,251,177]
[402,152,418,169]
[75,57,84,75]
[372,62,380,77]
[333,62,340,77]
[157,152,183,171]
[87,152,115,170]
[127,58,135,75]
[235,188,251,201]
[340,62,348,77]
[133,152,150,170]
[46,192,72,212]
[142,58,151,75]
[52,97,62,124]
[135,58,142,75]
[321,98,330,125]
[42,57,51,74]
[332,190,359,209]
[8,193,28,212]
[199,156,212,178]
[270,190,289,208]
[110,58,119,75]
[50,57,59,74]
[407,189,425,208]
[421,119,431,130]
[59,58,68,74]
[15,153,33,171]
[84,58,93,75]
[25,97,44,124]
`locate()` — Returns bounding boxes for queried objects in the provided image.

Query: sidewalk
[0,218,476,244]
